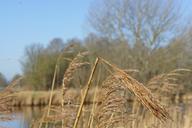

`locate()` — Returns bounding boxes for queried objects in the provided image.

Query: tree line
[18,31,192,91]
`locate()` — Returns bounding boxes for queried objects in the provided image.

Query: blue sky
[0,0,92,80]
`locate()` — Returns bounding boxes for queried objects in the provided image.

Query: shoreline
[11,89,192,107]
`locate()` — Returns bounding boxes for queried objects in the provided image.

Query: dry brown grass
[100,58,170,122]
[147,69,191,96]
[95,75,132,128]
[29,57,191,128]
[0,76,22,122]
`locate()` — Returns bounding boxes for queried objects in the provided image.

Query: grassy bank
[11,89,192,107]
[11,88,105,106]
[12,89,79,106]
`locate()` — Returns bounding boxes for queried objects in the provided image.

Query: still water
[0,107,44,128]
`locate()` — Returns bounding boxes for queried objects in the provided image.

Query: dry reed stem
[100,57,171,122]
[46,64,58,116]
[87,85,98,128]
[73,57,99,128]
[44,63,58,128]
[45,50,65,128]
[87,63,102,128]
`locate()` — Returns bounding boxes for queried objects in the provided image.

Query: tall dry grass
[0,76,22,122]
[31,56,185,128]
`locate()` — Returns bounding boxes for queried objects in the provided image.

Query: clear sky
[0,0,92,80]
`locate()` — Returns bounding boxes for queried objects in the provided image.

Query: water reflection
[0,107,44,128]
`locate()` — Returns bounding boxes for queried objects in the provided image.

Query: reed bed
[30,55,183,128]
[2,53,190,128]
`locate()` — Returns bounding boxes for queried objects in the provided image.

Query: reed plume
[100,58,171,122]
[95,75,132,128]
[147,69,191,96]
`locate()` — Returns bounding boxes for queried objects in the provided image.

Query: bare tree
[21,43,44,74]
[47,38,65,53]
[88,0,185,49]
